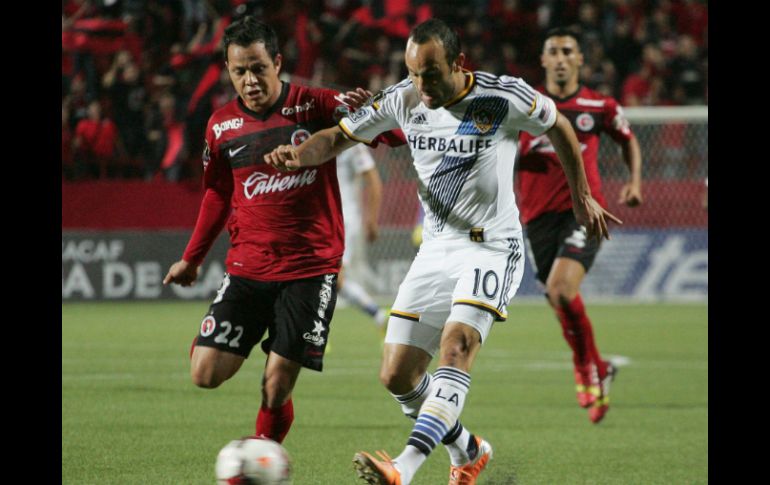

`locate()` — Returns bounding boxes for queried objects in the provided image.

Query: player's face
[226,42,283,113]
[541,36,583,86]
[405,38,463,109]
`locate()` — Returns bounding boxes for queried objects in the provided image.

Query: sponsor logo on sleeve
[212,118,244,140]
[537,95,552,122]
[281,98,316,116]
[347,106,373,123]
[612,106,631,134]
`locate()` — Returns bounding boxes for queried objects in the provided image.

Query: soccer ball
[215,437,292,484]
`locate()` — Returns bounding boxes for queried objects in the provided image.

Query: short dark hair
[223,16,280,61]
[409,19,461,65]
[543,26,582,51]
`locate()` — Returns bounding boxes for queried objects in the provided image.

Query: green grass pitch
[62,301,707,484]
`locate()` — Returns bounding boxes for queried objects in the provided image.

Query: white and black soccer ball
[215,437,292,485]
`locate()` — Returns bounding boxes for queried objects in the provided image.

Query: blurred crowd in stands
[62,0,708,181]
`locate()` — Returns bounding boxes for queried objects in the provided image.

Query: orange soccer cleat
[448,436,494,485]
[353,450,402,485]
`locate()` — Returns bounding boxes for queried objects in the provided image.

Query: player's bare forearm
[172,187,230,283]
[297,126,357,166]
[546,112,622,240]
[619,135,643,206]
[622,135,643,185]
[546,113,591,206]
[362,168,383,241]
[264,126,357,171]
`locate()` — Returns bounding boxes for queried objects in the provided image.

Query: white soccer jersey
[336,143,377,231]
[339,70,557,243]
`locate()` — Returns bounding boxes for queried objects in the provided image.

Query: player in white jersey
[265,19,620,485]
[336,144,388,331]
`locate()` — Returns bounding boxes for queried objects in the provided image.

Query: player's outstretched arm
[163,259,200,287]
[164,185,231,287]
[337,87,374,110]
[546,112,622,241]
[617,135,643,207]
[264,126,358,171]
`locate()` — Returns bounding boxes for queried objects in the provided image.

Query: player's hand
[264,145,301,172]
[163,260,200,287]
[339,88,373,110]
[618,182,643,207]
[573,195,622,242]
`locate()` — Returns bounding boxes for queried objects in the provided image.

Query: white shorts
[385,237,525,356]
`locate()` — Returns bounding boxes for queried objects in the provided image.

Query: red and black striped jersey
[183,82,352,281]
[516,85,633,225]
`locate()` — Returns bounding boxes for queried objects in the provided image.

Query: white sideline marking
[62,354,706,381]
[606,354,632,367]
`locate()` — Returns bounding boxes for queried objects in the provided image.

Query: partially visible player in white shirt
[336,144,388,331]
[265,18,620,485]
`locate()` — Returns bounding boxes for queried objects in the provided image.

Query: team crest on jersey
[576,113,595,132]
[471,107,495,134]
[457,96,508,136]
[291,129,311,146]
[200,316,216,337]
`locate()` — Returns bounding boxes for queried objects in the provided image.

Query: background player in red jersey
[517,27,643,424]
[162,16,395,444]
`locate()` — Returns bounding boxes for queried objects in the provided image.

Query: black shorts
[196,272,338,372]
[524,210,601,284]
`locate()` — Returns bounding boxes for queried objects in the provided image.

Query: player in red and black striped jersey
[162,16,401,444]
[516,27,643,424]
